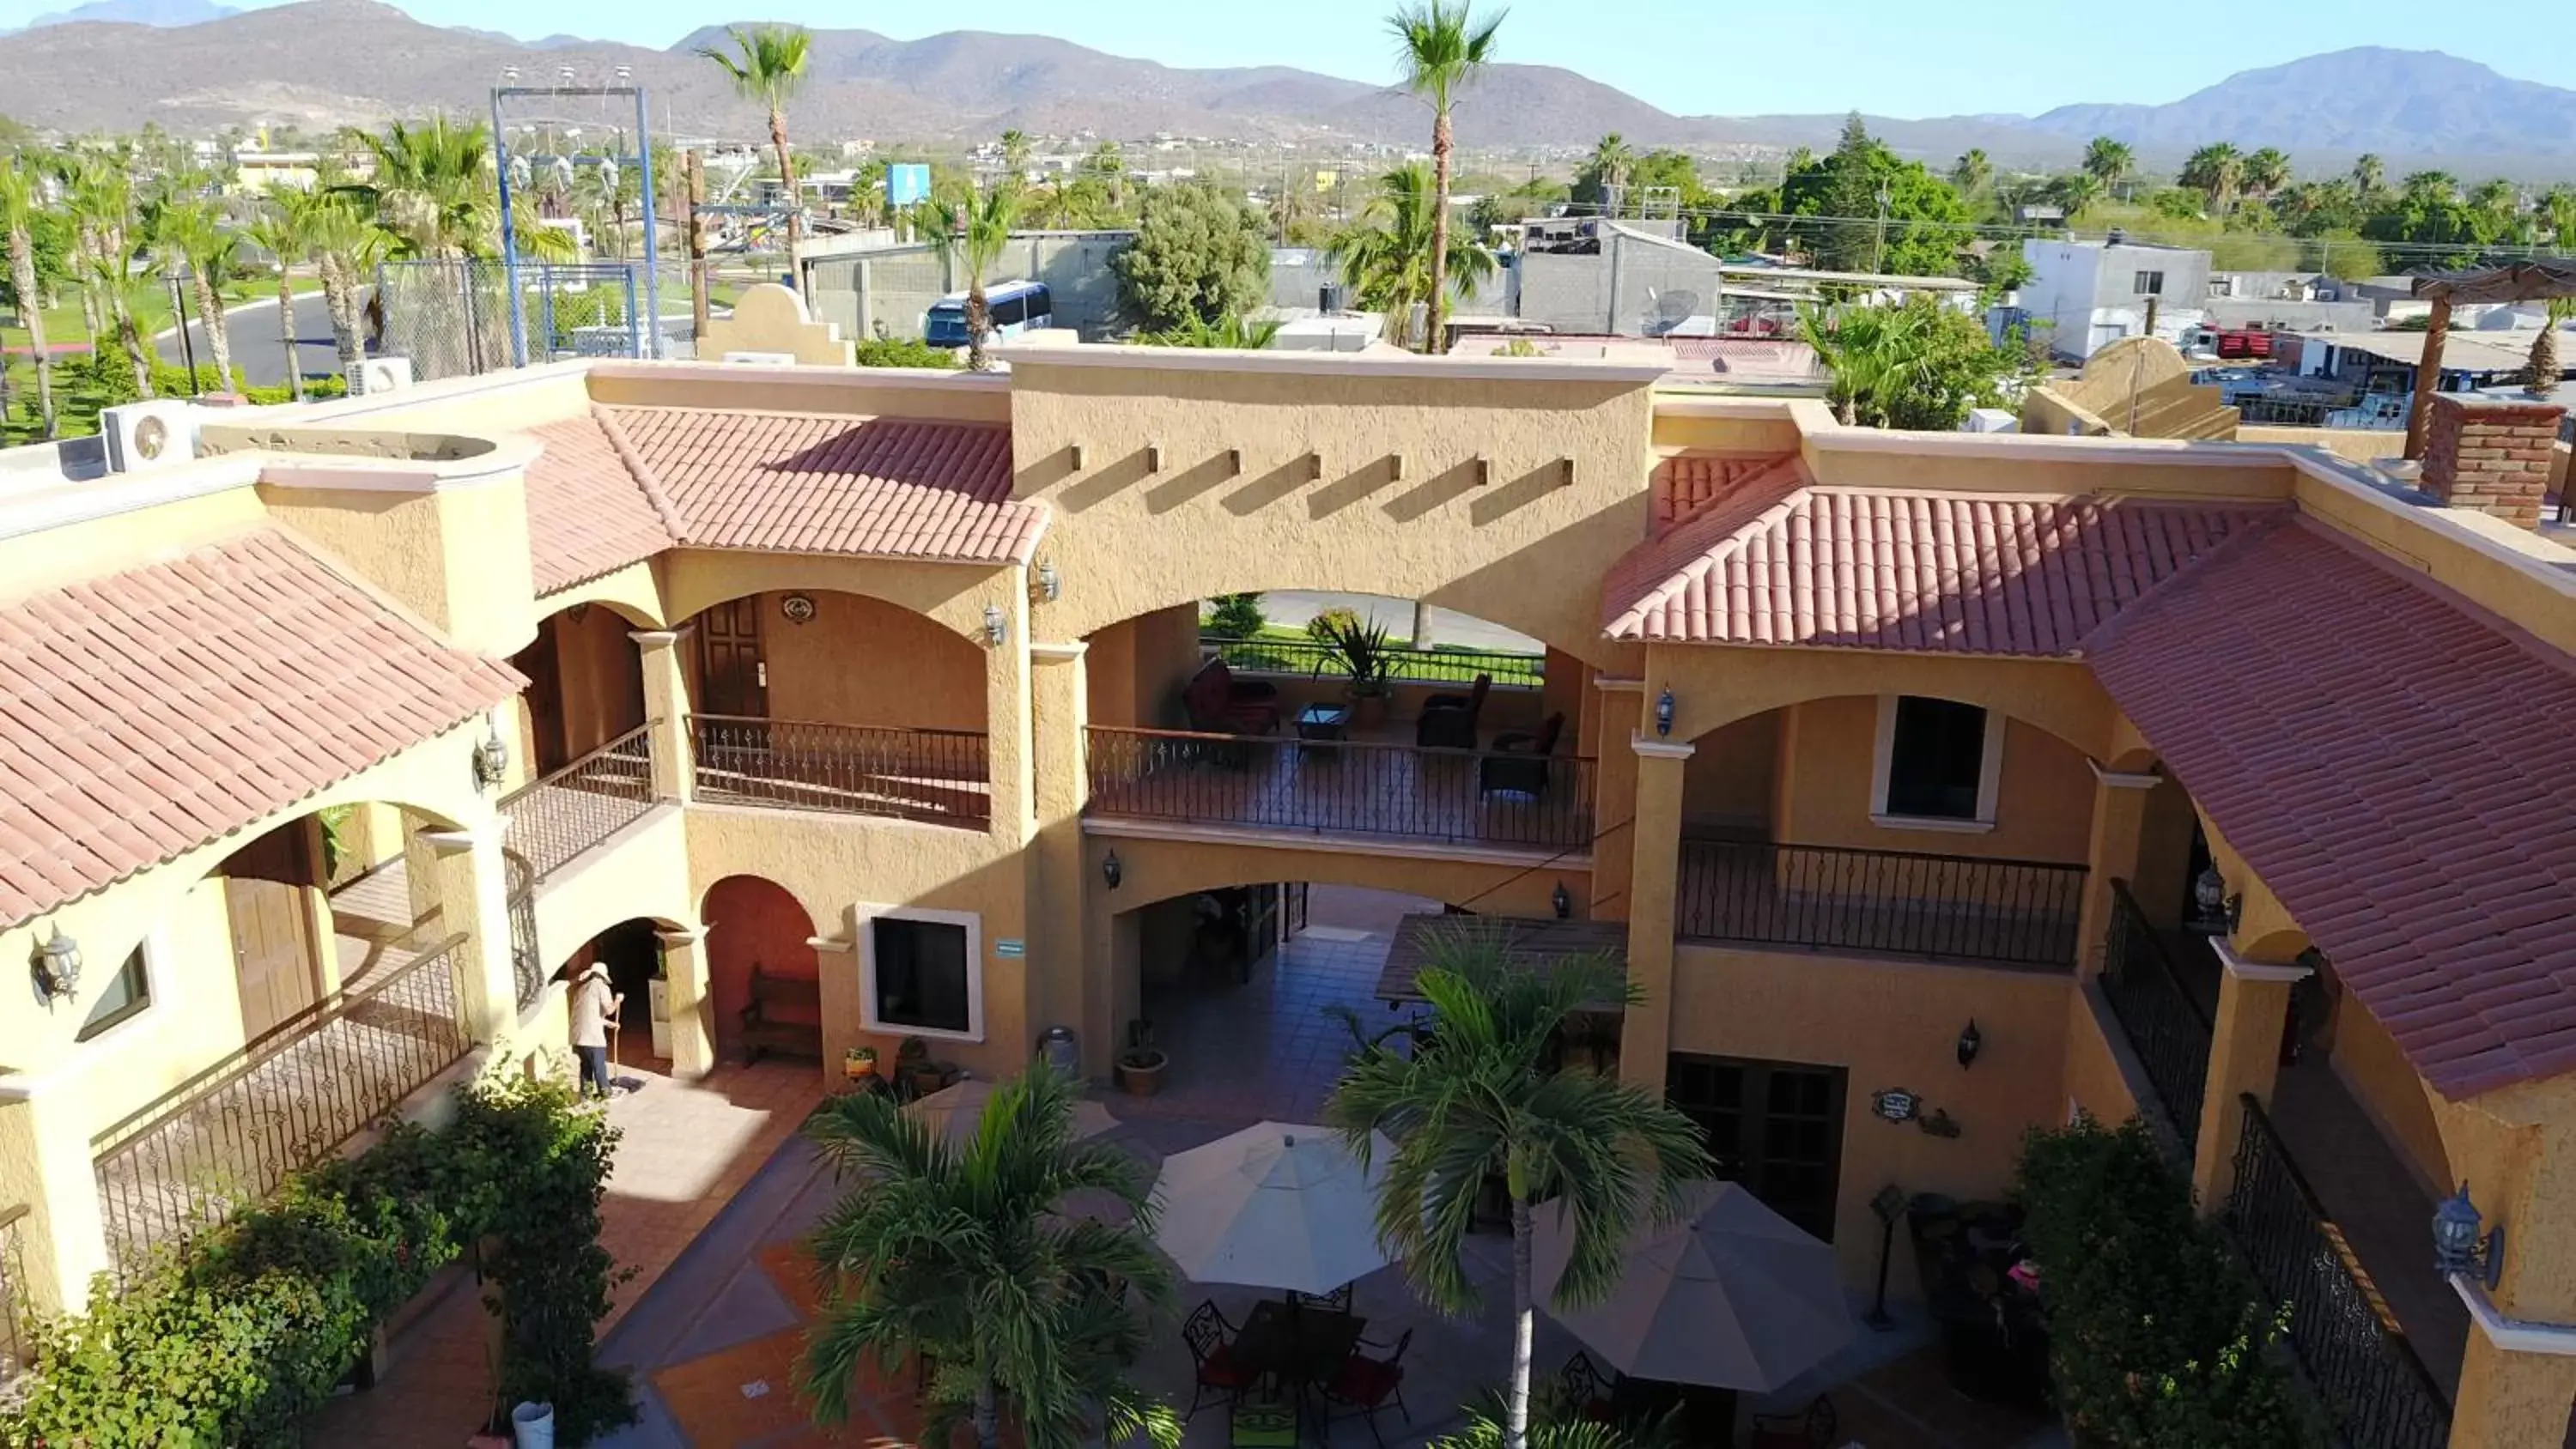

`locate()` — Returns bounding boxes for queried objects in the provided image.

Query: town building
[2018,234,2215,360]
[2,288,2573,1446]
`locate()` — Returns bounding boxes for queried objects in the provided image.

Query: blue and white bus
[926,280,1053,349]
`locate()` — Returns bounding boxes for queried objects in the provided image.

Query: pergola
[2403,259,2576,459]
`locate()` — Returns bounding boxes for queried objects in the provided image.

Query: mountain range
[4,1,2576,175]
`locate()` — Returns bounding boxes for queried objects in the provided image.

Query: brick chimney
[2421,395,2567,530]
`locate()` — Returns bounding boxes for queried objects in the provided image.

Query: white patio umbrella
[905,1078,1118,1147]
[1532,1179,1856,1392]
[1151,1121,1394,1294]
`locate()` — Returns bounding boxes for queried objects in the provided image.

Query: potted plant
[843,1045,878,1082]
[1316,614,1396,729]
[1115,1018,1167,1096]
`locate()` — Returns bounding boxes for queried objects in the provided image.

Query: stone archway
[702,875,823,1066]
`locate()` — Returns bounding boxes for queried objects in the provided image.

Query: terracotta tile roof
[524,410,680,594]
[1651,452,1801,529]
[600,406,1043,564]
[0,530,523,927]
[2090,521,2576,1099]
[1604,483,2281,656]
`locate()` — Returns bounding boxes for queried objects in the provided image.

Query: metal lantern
[1036,560,1061,603]
[2433,1183,2505,1288]
[1655,688,1676,737]
[471,725,511,790]
[33,925,81,1002]
[1956,1020,1983,1069]
[2187,865,2230,935]
[1102,850,1122,889]
[983,603,1008,646]
[1552,882,1572,919]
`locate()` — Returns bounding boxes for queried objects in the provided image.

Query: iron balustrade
[691,716,992,827]
[0,1203,27,1385]
[1084,725,1595,850]
[505,849,544,1009]
[1674,839,2086,968]
[90,936,474,1276]
[498,722,658,881]
[1202,636,1546,688]
[2097,881,2214,1152]
[2226,1094,2453,1449]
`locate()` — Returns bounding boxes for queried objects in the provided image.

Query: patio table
[1230,1298,1365,1397]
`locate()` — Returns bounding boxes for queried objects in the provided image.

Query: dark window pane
[76,947,151,1041]
[872,919,971,1034]
[1886,696,1987,820]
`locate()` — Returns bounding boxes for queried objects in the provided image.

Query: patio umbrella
[904,1078,1119,1147]
[1151,1121,1394,1294]
[1532,1179,1855,1392]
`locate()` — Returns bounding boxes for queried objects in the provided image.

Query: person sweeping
[570,961,623,1100]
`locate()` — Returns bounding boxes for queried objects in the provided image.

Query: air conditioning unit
[100,400,199,474]
[345,357,413,397]
[722,350,799,366]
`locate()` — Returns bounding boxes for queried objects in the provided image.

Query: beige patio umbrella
[1532,1179,1855,1391]
[904,1078,1118,1147]
[1151,1121,1394,1294]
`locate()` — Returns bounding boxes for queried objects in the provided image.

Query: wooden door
[223,824,322,1041]
[512,615,569,773]
[1665,1054,1848,1240]
[696,598,769,720]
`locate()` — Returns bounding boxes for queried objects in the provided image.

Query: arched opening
[703,875,822,1067]
[509,601,649,776]
[551,917,672,1076]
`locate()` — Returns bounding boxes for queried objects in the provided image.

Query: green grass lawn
[2,277,326,355]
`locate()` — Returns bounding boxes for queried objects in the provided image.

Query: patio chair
[1287,1281,1354,1315]
[1747,1393,1838,1449]
[1415,673,1491,749]
[1560,1350,1618,1425]
[1322,1328,1413,1447]
[1183,1300,1254,1420]
[1477,712,1564,797]
[1182,658,1281,736]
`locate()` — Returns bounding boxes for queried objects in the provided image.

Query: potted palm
[1114,1019,1167,1096]
[1316,614,1396,729]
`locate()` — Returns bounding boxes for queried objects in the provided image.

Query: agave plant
[1314,612,1397,699]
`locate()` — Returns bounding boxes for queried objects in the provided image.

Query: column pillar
[656,925,714,1080]
[2451,1323,2576,1449]
[416,815,520,1045]
[2190,938,2311,1213]
[1620,731,1694,1093]
[1028,641,1091,1058]
[0,1073,114,1313]
[982,590,1035,849]
[2435,1084,2576,1448]
[1589,678,1644,922]
[630,628,693,804]
[2074,761,2160,978]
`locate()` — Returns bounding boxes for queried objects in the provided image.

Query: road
[155,291,345,391]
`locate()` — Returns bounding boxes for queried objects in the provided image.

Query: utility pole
[683,149,709,344]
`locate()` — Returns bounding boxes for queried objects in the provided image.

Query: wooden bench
[740,965,823,1063]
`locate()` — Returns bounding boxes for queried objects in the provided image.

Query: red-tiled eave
[0,530,524,928]
[2088,519,2576,1098]
[1605,485,2282,657]
[524,410,678,594]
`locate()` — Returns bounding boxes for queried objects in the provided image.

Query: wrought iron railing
[90,936,473,1275]
[505,849,544,1009]
[0,1203,30,1383]
[2226,1094,2453,1449]
[1084,725,1595,850]
[1202,636,1546,688]
[2098,881,2213,1151]
[499,722,657,881]
[691,716,992,826]
[1674,839,2085,968]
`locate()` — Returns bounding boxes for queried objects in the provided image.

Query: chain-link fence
[376,260,690,380]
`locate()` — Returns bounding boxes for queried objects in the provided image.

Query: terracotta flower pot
[1115,1050,1169,1096]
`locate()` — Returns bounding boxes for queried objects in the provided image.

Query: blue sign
[886,162,932,208]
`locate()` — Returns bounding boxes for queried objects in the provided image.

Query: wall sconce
[2188,866,2232,935]
[1654,688,1676,737]
[1102,851,1122,889]
[982,603,1009,646]
[1956,1020,1983,1069]
[1552,882,1572,919]
[2434,1183,2506,1289]
[1035,560,1060,603]
[471,724,511,791]
[1068,443,1086,471]
[33,925,81,1003]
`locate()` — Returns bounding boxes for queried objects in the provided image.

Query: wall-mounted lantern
[1956,1020,1983,1069]
[1035,560,1060,603]
[33,925,81,1003]
[1655,688,1676,737]
[2188,865,2233,935]
[983,603,1008,646]
[1102,850,1122,890]
[471,724,511,791]
[1552,882,1572,919]
[2434,1183,2506,1289]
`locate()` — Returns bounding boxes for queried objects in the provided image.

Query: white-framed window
[1869,695,2004,832]
[76,935,160,1044]
[2133,270,2166,296]
[856,905,983,1042]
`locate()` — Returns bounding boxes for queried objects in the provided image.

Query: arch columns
[2190,937,2312,1213]
[1619,730,1695,1093]
[655,924,714,1079]
[632,628,694,804]
[1028,641,1091,1056]
[2075,761,2162,978]
[416,814,519,1045]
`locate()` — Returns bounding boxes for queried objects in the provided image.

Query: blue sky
[18,0,2576,116]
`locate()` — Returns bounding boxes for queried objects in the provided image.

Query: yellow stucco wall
[1680,711,1778,834]
[2330,990,2453,1195]
[759,588,991,733]
[2060,983,2144,1127]
[1770,700,2094,864]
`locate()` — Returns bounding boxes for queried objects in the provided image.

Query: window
[1873,695,2003,828]
[76,944,153,1042]
[990,293,1028,329]
[2132,270,2166,296]
[861,909,981,1040]
[1667,1055,1847,1240]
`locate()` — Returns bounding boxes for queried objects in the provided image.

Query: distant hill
[18,0,234,29]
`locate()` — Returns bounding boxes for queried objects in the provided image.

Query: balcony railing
[1674,839,2086,968]
[1085,726,1595,850]
[2098,881,2213,1151]
[505,849,544,1009]
[2227,1094,2452,1449]
[692,716,991,827]
[91,935,472,1275]
[0,1203,29,1384]
[499,722,657,881]
[1202,636,1545,688]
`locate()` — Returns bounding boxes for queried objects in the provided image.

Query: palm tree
[0,167,58,438]
[2241,146,2292,202]
[999,127,1032,177]
[2352,153,2387,202]
[150,199,239,393]
[62,156,152,397]
[1136,313,1282,349]
[2468,178,2520,224]
[245,191,326,402]
[1587,132,1634,214]
[1949,148,1991,198]
[2050,171,2104,221]
[1387,1,1504,354]
[2081,136,2133,195]
[928,182,1022,371]
[800,1066,1178,1449]
[2179,142,2243,213]
[2527,298,2572,399]
[346,115,499,258]
[303,193,383,371]
[702,24,812,293]
[1327,162,1497,347]
[1324,931,1711,1449]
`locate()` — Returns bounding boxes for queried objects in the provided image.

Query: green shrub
[2014,1116,2321,1449]
[1204,592,1267,639]
[1304,605,1363,643]
[853,335,959,369]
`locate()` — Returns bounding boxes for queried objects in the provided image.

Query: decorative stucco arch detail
[660,552,1012,646]
[1656,646,2121,766]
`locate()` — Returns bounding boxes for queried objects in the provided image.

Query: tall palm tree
[2050,171,2104,221]
[304,192,384,370]
[2241,146,2292,202]
[346,114,499,258]
[999,127,1032,177]
[800,1066,1178,1449]
[2081,136,2133,195]
[0,167,58,438]
[149,199,239,393]
[245,191,321,401]
[2527,298,2572,399]
[1326,162,1497,347]
[1588,132,1634,214]
[2179,142,2244,213]
[1387,1,1504,354]
[1949,148,1991,198]
[62,156,152,397]
[1325,931,1711,1449]
[699,24,811,294]
[928,182,1022,371]
[2352,152,2387,202]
